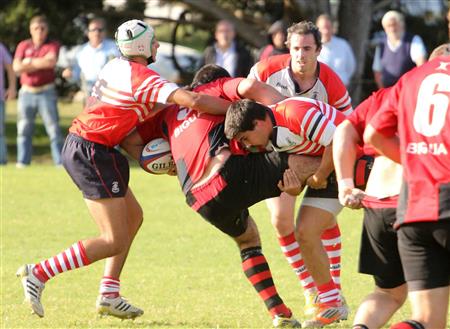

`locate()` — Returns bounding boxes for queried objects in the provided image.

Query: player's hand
[278,169,303,196]
[166,165,177,176]
[339,187,365,209]
[306,172,328,189]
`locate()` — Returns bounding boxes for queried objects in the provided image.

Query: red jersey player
[247,21,353,325]
[364,51,450,329]
[16,20,231,320]
[333,87,408,329]
[122,64,321,328]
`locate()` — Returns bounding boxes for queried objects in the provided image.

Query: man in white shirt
[63,17,119,102]
[316,14,356,87]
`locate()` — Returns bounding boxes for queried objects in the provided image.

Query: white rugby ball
[140,138,174,174]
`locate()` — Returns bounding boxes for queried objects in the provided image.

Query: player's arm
[237,78,285,105]
[167,88,230,115]
[363,124,401,163]
[306,144,334,189]
[333,120,364,208]
[120,129,145,161]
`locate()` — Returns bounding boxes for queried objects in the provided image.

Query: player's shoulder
[254,54,291,79]
[318,62,343,82]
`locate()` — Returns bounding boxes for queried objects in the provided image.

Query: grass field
[1,100,416,328]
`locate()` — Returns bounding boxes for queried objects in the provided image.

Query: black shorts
[186,151,289,237]
[62,133,129,199]
[397,220,450,290]
[304,154,373,198]
[358,207,405,289]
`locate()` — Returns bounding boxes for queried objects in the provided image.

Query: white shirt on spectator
[372,34,427,72]
[318,36,356,86]
[214,42,237,77]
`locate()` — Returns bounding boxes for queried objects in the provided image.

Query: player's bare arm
[333,120,365,208]
[306,144,334,189]
[237,79,285,105]
[167,88,230,115]
[364,124,401,163]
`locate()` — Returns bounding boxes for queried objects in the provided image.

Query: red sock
[278,232,316,293]
[317,280,340,304]
[32,241,90,283]
[100,276,120,298]
[241,247,292,318]
[321,224,342,290]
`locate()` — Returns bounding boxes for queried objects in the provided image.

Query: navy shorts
[397,220,450,290]
[186,151,290,237]
[359,207,405,289]
[62,133,129,199]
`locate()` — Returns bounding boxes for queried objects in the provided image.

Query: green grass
[1,101,416,328]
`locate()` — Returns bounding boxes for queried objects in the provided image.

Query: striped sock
[321,224,342,290]
[278,232,316,294]
[100,276,120,298]
[241,247,292,318]
[317,280,341,304]
[32,241,90,283]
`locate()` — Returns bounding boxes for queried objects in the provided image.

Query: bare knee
[376,284,408,307]
[101,233,130,256]
[234,217,261,249]
[271,213,294,236]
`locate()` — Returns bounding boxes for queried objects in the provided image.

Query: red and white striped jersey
[268,97,346,156]
[69,57,179,146]
[248,54,353,116]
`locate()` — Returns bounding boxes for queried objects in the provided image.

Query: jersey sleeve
[347,96,373,138]
[194,77,243,101]
[13,41,27,60]
[133,66,179,105]
[368,81,402,137]
[247,63,261,80]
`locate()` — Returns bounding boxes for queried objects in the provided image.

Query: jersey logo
[276,82,288,90]
[111,181,120,194]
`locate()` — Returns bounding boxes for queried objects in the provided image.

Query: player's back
[396,55,450,221]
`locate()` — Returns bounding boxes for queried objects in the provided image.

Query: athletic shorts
[358,207,405,289]
[397,220,450,291]
[62,133,129,199]
[186,151,290,237]
[302,155,373,215]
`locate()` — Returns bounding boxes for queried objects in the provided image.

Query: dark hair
[224,99,268,139]
[286,21,321,49]
[189,64,231,90]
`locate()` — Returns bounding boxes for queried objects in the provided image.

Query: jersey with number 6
[369,55,450,225]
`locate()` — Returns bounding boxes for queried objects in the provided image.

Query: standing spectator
[258,20,289,61]
[62,17,119,103]
[316,14,356,87]
[13,15,63,167]
[364,51,450,329]
[372,10,427,89]
[201,20,253,77]
[0,43,17,164]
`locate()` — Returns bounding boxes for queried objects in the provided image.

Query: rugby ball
[140,138,174,174]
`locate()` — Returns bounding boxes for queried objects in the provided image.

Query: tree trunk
[337,0,373,105]
[288,0,331,20]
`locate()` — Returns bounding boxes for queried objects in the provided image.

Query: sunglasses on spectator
[88,28,105,32]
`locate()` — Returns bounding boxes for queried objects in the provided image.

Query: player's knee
[270,214,294,236]
[295,220,321,243]
[377,284,408,306]
[102,234,130,256]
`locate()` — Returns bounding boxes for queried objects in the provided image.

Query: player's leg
[353,207,407,328]
[267,194,319,315]
[394,221,450,329]
[96,188,144,319]
[353,285,407,329]
[233,213,300,328]
[296,202,348,327]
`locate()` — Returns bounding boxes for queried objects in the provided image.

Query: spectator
[13,15,63,167]
[201,20,253,77]
[62,17,119,103]
[372,10,427,89]
[258,20,289,61]
[316,14,356,87]
[0,42,17,164]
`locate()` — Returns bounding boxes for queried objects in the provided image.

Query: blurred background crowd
[0,0,449,166]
